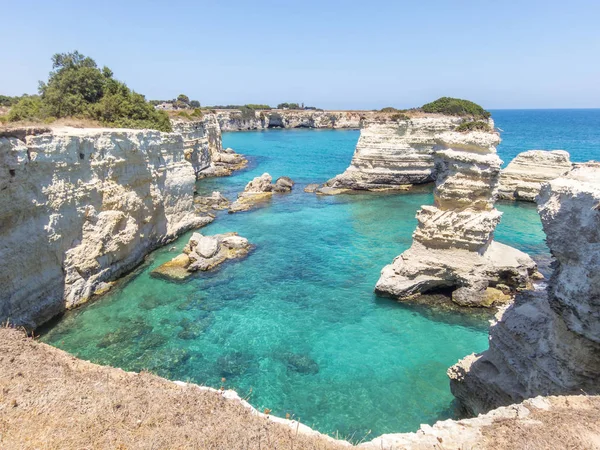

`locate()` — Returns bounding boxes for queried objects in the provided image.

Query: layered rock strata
[449,163,600,415]
[375,131,537,307]
[323,116,466,192]
[216,110,363,131]
[229,173,294,213]
[498,150,572,201]
[172,117,247,178]
[0,127,211,328]
[152,232,251,281]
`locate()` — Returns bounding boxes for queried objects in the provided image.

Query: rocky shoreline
[0,114,246,328]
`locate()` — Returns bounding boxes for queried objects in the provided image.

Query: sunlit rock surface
[449,162,600,415]
[498,150,572,201]
[375,130,537,307]
[0,127,212,327]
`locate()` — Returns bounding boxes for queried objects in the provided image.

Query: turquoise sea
[40,110,600,439]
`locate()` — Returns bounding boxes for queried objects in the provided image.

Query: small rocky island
[152,232,252,281]
[229,173,294,213]
[375,130,539,307]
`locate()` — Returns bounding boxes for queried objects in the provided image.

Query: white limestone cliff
[449,162,600,415]
[0,127,212,328]
[375,130,537,307]
[498,150,572,201]
[171,116,247,178]
[323,116,465,191]
[216,110,364,131]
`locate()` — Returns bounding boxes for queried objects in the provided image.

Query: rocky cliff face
[449,163,600,415]
[375,131,537,307]
[171,115,223,178]
[498,150,572,201]
[323,116,469,192]
[0,127,212,328]
[216,110,363,131]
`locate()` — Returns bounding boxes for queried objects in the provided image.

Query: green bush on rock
[421,97,491,119]
[455,120,491,132]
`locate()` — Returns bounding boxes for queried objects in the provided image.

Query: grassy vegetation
[455,120,491,132]
[421,97,491,119]
[390,113,410,121]
[5,51,171,131]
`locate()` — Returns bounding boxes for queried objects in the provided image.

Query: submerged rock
[229,173,294,213]
[151,232,252,281]
[449,163,600,415]
[303,183,320,193]
[376,131,538,307]
[498,150,572,201]
[216,351,254,378]
[280,352,319,375]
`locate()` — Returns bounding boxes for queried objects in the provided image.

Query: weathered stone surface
[172,116,247,179]
[375,130,537,307]
[194,191,230,213]
[449,163,600,415]
[324,116,465,191]
[273,176,294,193]
[0,128,212,327]
[304,183,320,193]
[498,150,572,201]
[229,173,293,213]
[216,110,364,131]
[152,232,251,280]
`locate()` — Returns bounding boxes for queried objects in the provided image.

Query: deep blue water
[40,110,600,439]
[492,109,600,164]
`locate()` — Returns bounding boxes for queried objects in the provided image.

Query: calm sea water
[40,110,600,439]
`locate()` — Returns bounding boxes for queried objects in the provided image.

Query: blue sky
[2,0,599,109]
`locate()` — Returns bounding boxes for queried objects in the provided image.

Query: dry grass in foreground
[1,327,600,449]
[0,328,347,450]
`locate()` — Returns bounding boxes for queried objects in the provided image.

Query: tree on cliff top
[421,97,491,119]
[8,51,171,131]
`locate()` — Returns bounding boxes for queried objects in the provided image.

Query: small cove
[41,127,552,438]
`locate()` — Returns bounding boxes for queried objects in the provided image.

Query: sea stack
[322,116,464,192]
[449,163,600,414]
[375,130,538,307]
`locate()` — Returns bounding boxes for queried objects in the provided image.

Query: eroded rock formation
[498,150,572,201]
[323,117,465,192]
[216,110,363,131]
[152,232,251,281]
[0,127,215,327]
[449,163,600,415]
[172,117,247,178]
[229,173,294,213]
[375,131,537,307]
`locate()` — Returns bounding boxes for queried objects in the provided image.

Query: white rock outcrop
[0,127,212,328]
[171,117,247,179]
[375,131,537,307]
[229,173,294,213]
[498,150,572,201]
[151,232,252,280]
[449,163,600,415]
[324,117,465,192]
[216,110,363,131]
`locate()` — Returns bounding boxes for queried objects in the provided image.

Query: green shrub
[390,113,410,121]
[380,106,401,113]
[455,120,491,132]
[7,96,45,121]
[421,97,490,119]
[8,51,171,131]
